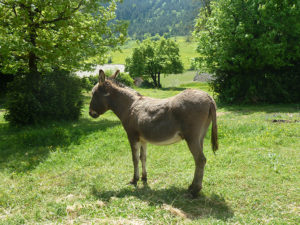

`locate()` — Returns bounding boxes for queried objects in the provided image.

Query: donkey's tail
[210,101,218,153]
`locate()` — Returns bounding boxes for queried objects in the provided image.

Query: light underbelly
[140,133,183,146]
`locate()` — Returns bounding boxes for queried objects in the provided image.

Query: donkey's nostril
[89,110,99,118]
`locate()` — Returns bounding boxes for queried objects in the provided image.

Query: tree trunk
[28,30,40,85]
[27,7,40,83]
[29,51,38,74]
[157,72,162,88]
[150,73,157,87]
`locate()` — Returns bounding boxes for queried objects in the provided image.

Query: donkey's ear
[111,70,120,79]
[99,69,106,84]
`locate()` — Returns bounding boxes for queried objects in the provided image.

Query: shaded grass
[0,83,299,224]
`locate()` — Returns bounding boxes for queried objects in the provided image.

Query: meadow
[0,78,299,224]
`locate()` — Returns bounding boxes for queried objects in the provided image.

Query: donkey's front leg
[129,141,141,186]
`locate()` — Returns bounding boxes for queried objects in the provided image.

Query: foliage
[115,72,134,87]
[125,36,184,87]
[4,70,83,126]
[0,83,299,224]
[80,75,98,93]
[140,79,156,88]
[0,72,14,96]
[194,0,300,103]
[0,0,127,74]
[189,58,198,71]
[116,0,200,39]
[80,71,134,93]
[111,36,198,70]
[80,76,94,93]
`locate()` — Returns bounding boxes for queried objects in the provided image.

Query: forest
[116,0,200,39]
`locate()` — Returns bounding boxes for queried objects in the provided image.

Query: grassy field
[0,81,299,224]
[160,71,198,88]
[111,36,198,70]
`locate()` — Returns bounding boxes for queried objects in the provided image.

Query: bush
[189,58,197,71]
[80,71,134,92]
[116,72,134,87]
[80,77,93,92]
[140,79,156,88]
[80,74,99,92]
[194,0,300,103]
[0,72,14,96]
[5,70,83,126]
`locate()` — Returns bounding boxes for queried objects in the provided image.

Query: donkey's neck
[108,85,140,121]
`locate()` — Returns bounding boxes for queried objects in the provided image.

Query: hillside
[116,0,201,39]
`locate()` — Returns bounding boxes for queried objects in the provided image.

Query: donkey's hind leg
[186,138,206,197]
[140,142,147,184]
[129,141,141,186]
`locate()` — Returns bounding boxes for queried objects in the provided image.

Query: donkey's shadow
[92,184,233,221]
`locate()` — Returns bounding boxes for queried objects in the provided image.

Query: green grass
[160,70,198,87]
[0,83,299,224]
[111,36,198,70]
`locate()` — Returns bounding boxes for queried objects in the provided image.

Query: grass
[110,36,198,70]
[0,82,299,224]
[160,70,199,88]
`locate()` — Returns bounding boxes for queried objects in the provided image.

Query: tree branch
[41,0,84,25]
[0,0,9,6]
[0,0,18,17]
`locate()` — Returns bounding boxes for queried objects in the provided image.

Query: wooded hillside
[116,0,200,39]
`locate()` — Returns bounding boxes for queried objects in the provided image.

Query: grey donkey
[89,70,218,197]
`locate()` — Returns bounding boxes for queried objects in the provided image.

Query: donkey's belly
[140,132,183,146]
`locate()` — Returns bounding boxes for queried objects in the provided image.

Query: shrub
[5,70,83,126]
[0,72,14,96]
[80,77,93,92]
[116,72,134,87]
[189,58,197,71]
[80,73,101,92]
[140,79,156,88]
[80,71,134,92]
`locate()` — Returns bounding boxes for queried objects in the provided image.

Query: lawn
[0,82,299,224]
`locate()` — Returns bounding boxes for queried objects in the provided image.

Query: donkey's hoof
[129,179,138,186]
[142,176,147,184]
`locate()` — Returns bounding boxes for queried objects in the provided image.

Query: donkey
[89,70,218,197]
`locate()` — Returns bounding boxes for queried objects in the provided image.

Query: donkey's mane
[107,77,142,97]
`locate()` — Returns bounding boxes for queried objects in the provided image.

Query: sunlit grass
[0,83,299,224]
[160,70,199,87]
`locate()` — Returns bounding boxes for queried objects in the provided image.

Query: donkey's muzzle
[89,109,99,118]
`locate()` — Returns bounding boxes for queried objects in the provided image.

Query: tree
[194,0,300,103]
[200,0,212,15]
[125,36,183,87]
[0,0,127,78]
[116,0,200,38]
[0,0,128,125]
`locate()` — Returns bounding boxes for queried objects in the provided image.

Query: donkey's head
[89,69,119,118]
